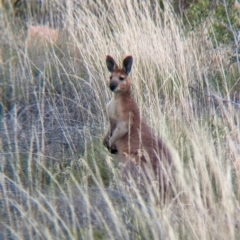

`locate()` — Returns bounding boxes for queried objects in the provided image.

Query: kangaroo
[103,55,173,195]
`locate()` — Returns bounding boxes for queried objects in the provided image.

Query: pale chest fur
[107,97,136,127]
[106,98,122,121]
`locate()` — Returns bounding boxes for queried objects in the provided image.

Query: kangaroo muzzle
[109,81,118,92]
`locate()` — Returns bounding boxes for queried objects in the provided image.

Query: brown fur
[103,55,173,195]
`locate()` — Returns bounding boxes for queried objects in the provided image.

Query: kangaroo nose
[110,83,118,92]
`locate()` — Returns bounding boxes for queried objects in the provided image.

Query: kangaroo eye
[119,77,125,81]
[110,76,112,80]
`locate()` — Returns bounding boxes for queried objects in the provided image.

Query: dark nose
[110,83,118,92]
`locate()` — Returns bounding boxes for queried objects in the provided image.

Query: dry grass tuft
[27,25,59,44]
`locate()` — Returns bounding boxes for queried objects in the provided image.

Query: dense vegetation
[0,0,240,239]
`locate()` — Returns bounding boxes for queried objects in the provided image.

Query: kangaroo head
[106,55,133,93]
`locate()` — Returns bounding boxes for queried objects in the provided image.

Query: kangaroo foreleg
[103,129,118,154]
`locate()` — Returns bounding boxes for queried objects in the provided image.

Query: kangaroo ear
[106,55,118,72]
[122,55,133,75]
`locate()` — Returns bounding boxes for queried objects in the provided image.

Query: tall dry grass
[0,0,240,239]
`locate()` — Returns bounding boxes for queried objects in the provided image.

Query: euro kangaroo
[103,55,173,196]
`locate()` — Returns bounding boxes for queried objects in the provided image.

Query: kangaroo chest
[107,98,122,121]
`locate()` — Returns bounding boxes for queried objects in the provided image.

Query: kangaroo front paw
[110,145,118,154]
[103,137,118,154]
